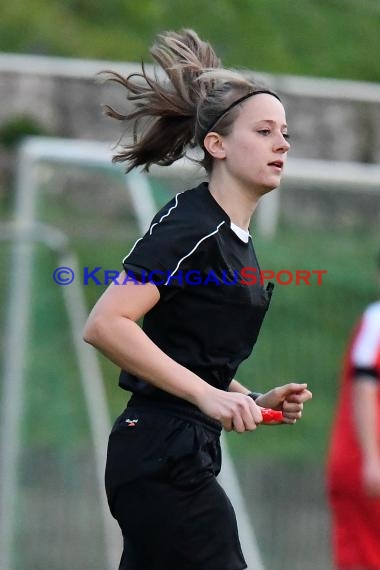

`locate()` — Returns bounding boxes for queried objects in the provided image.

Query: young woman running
[84,28,312,570]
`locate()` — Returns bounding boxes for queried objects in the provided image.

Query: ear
[203,132,226,160]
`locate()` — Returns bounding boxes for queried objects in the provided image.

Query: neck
[208,169,263,231]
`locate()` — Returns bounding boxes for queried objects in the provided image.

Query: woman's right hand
[196,386,263,432]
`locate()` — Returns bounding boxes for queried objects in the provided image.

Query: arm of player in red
[260,408,284,424]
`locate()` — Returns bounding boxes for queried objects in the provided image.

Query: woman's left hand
[255,383,312,424]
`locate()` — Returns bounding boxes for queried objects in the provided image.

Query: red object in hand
[260,408,284,423]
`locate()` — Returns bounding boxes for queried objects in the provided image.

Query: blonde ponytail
[104,29,276,173]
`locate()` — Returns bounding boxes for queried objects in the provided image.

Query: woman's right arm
[83,271,262,432]
[353,377,380,496]
[350,305,380,495]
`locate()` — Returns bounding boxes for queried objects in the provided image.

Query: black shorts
[105,400,247,570]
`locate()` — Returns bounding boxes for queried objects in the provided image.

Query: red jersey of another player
[327,301,380,569]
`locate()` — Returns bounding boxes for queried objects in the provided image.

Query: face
[214,94,290,194]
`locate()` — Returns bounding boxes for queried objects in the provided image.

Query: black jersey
[119,182,273,401]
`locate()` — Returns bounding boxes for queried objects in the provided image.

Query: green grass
[1,0,380,82]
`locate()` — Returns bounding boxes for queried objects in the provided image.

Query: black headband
[205,89,281,134]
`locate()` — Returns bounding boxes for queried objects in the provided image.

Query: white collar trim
[230,222,250,243]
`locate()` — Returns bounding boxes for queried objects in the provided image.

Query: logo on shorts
[125,418,139,427]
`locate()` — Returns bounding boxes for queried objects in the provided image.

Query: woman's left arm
[228,379,251,395]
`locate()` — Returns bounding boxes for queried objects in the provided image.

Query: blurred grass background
[1,0,380,82]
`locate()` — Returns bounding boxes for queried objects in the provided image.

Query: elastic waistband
[127,394,222,435]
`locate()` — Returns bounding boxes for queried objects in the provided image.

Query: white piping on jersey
[122,192,182,264]
[123,237,143,262]
[164,221,226,286]
[149,193,181,235]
